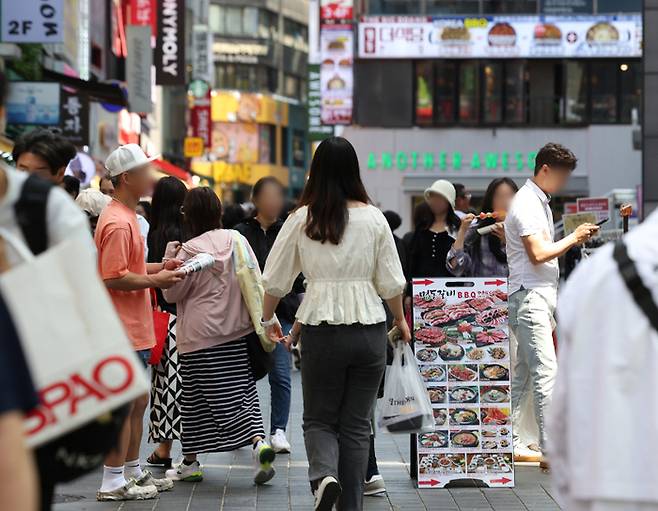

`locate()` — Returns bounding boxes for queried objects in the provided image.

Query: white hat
[424,179,456,209]
[76,188,111,217]
[105,144,159,177]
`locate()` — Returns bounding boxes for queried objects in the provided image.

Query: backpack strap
[14,174,51,256]
[613,240,658,332]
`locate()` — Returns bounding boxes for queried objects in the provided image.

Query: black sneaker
[314,476,341,511]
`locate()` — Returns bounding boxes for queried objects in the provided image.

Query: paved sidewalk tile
[53,371,560,511]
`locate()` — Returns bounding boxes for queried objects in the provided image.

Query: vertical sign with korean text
[320,25,353,125]
[191,0,212,83]
[126,24,153,113]
[308,64,333,141]
[1,0,64,43]
[60,88,89,146]
[189,80,212,151]
[155,0,185,85]
[129,0,156,35]
[413,278,514,489]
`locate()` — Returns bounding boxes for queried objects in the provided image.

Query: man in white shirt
[505,143,598,463]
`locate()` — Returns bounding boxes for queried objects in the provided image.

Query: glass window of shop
[597,0,641,12]
[355,60,414,126]
[459,62,480,123]
[425,0,480,14]
[482,0,538,13]
[284,18,308,50]
[563,61,587,124]
[620,62,641,123]
[415,61,434,126]
[482,62,503,123]
[209,5,265,38]
[435,62,457,123]
[216,64,273,92]
[590,61,618,123]
[367,0,419,14]
[505,61,526,123]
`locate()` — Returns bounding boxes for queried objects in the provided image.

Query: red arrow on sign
[484,279,506,286]
[490,477,512,484]
[413,279,434,286]
[419,479,441,486]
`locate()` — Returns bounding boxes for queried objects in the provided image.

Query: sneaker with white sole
[166,461,203,482]
[314,476,341,511]
[364,474,386,496]
[135,470,174,492]
[271,429,291,454]
[253,441,276,485]
[514,444,542,462]
[96,479,158,501]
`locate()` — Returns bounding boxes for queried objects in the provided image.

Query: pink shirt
[163,229,254,354]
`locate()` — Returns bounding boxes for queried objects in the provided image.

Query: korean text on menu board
[412,278,514,489]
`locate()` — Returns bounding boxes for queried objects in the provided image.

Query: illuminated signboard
[367,150,537,173]
[358,14,642,59]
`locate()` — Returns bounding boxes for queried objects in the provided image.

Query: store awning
[152,159,192,184]
[42,69,127,106]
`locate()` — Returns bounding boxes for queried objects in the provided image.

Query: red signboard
[190,88,212,151]
[129,0,156,35]
[577,197,610,222]
[320,0,353,21]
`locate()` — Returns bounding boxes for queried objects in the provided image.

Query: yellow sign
[211,91,288,126]
[184,137,204,158]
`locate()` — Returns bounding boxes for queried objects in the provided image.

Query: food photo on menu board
[413,278,514,488]
[320,26,354,125]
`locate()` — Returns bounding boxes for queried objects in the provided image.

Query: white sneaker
[253,441,276,485]
[271,429,291,454]
[166,461,204,482]
[514,444,542,462]
[364,474,386,496]
[135,470,174,492]
[96,479,158,501]
[314,476,341,510]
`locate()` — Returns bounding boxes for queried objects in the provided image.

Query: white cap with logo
[105,144,159,178]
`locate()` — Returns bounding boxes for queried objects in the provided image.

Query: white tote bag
[0,229,149,447]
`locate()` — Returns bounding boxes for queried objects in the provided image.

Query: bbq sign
[412,278,514,488]
[155,0,186,85]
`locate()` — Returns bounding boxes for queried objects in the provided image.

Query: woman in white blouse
[261,137,410,511]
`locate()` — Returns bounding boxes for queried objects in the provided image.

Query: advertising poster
[6,82,60,126]
[562,212,597,235]
[211,123,259,163]
[60,88,89,146]
[320,25,353,125]
[358,15,642,59]
[1,0,64,43]
[412,278,514,489]
[577,197,610,223]
[320,0,353,22]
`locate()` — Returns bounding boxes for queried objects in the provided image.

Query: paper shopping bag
[0,236,149,448]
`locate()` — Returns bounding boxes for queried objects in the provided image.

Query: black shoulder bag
[14,175,128,507]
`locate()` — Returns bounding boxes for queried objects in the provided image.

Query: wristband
[260,314,279,328]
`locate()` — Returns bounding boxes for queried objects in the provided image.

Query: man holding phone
[505,143,599,465]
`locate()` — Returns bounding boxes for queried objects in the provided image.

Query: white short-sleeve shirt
[505,179,559,298]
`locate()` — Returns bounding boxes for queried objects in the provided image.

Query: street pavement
[53,371,560,511]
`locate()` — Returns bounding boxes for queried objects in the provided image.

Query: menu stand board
[412,278,514,489]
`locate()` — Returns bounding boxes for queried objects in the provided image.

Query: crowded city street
[0,0,657,511]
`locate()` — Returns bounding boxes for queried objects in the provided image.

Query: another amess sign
[359,14,642,59]
[156,0,186,85]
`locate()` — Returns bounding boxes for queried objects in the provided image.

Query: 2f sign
[1,0,64,43]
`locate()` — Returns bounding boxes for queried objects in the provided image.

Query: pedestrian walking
[505,143,599,465]
[75,188,111,235]
[260,136,410,511]
[145,177,188,469]
[12,129,77,185]
[163,187,277,485]
[236,176,302,454]
[550,208,658,511]
[453,183,472,219]
[99,175,115,196]
[95,144,183,501]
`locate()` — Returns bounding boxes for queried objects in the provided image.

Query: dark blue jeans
[269,321,292,434]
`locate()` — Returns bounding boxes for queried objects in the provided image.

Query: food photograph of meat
[415,326,447,346]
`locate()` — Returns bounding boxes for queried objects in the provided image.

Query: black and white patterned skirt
[149,315,183,443]
[178,338,265,455]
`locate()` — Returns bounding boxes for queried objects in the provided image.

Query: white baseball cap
[76,188,111,217]
[105,144,159,177]
[424,179,456,209]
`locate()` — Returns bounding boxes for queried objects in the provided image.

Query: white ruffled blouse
[262,205,406,326]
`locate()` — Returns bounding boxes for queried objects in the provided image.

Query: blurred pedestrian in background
[221,203,247,229]
[12,129,77,185]
[62,175,80,200]
[76,188,111,235]
[453,183,472,218]
[145,177,188,470]
[95,144,183,501]
[99,175,115,196]
[236,176,301,454]
[261,137,409,511]
[163,187,277,486]
[137,200,151,223]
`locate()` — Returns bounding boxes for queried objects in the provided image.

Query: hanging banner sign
[308,64,334,141]
[1,0,64,43]
[126,24,153,114]
[412,278,514,489]
[60,88,90,146]
[358,14,642,59]
[129,0,156,35]
[320,0,353,22]
[189,80,212,150]
[155,0,186,85]
[320,25,353,125]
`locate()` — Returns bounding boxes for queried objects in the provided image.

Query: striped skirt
[178,338,266,455]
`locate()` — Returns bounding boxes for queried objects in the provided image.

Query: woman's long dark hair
[414,201,461,234]
[183,187,223,240]
[299,137,370,244]
[147,177,187,263]
[473,178,519,264]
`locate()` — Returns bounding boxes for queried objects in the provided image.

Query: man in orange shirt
[95,144,184,501]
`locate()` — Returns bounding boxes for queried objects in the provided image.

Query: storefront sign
[155,0,185,85]
[189,81,212,150]
[358,15,642,59]
[192,25,212,82]
[60,88,89,146]
[126,24,153,114]
[412,278,514,489]
[366,150,537,173]
[129,0,156,35]
[320,0,353,22]
[214,41,270,65]
[577,196,610,222]
[320,25,353,125]
[308,64,334,141]
[1,0,64,43]
[184,137,204,158]
[6,82,60,126]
